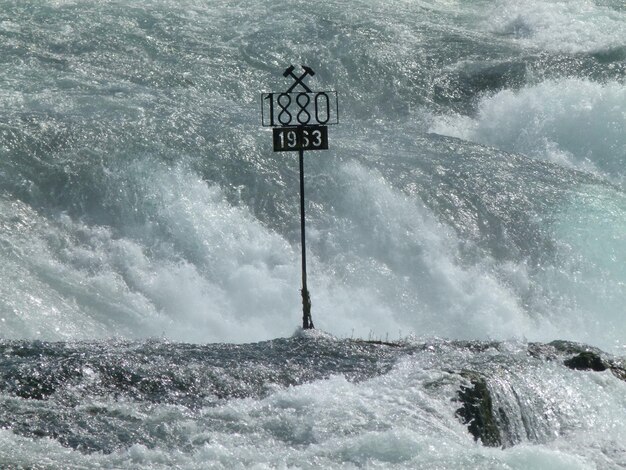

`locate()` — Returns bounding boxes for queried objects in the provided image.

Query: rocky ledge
[454,340,626,447]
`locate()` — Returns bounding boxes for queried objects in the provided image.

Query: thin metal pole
[299,146,313,329]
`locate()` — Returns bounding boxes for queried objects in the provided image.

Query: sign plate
[273,126,328,152]
[258,65,338,330]
[261,65,337,153]
[261,91,339,127]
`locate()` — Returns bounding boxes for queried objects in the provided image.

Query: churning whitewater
[0,0,625,468]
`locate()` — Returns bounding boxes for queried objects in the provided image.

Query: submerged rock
[564,351,609,372]
[2,337,624,454]
[564,351,626,382]
[455,371,503,447]
[548,342,626,381]
[453,341,626,448]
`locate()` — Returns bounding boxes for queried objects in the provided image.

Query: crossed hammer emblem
[283,65,315,93]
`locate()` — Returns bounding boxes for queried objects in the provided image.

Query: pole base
[301,287,314,329]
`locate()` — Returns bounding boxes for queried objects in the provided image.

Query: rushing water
[1,0,625,468]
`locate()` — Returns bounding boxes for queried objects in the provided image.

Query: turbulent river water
[0,0,625,468]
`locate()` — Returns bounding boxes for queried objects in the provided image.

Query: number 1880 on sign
[273,126,328,152]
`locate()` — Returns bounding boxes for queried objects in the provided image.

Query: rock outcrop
[454,340,626,447]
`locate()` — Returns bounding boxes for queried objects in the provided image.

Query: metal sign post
[260,65,339,329]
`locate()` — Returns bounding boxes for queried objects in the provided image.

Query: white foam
[309,162,538,343]
[0,148,548,345]
[430,78,626,183]
[4,153,604,347]
[0,161,302,343]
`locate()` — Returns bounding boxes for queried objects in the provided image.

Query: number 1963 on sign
[273,126,328,152]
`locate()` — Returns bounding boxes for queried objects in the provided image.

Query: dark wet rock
[548,340,604,356]
[564,351,609,372]
[527,341,626,382]
[455,371,502,447]
[551,344,626,382]
[564,353,626,383]
[454,342,626,448]
[610,362,626,381]
[527,340,603,361]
